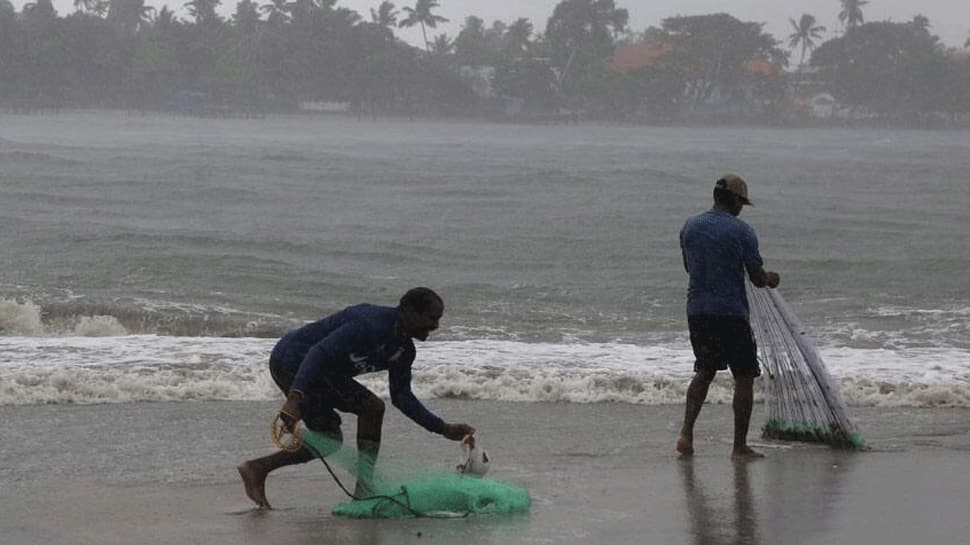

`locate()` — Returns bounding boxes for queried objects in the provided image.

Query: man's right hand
[442,422,476,441]
[279,391,303,432]
[765,271,780,289]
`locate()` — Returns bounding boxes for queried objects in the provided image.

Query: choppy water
[1,111,968,407]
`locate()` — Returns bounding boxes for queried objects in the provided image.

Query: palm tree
[399,0,448,52]
[504,17,533,56]
[108,0,155,36]
[23,0,55,17]
[910,15,930,33]
[370,1,397,29]
[73,0,106,15]
[838,0,868,31]
[183,0,221,24]
[154,5,177,28]
[430,33,452,56]
[788,14,826,66]
[259,0,289,25]
[232,0,261,30]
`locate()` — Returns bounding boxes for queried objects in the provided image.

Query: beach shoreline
[2,399,968,545]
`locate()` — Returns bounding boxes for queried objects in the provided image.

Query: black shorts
[269,359,383,439]
[688,314,760,379]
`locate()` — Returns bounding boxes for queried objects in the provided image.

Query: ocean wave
[0,298,285,338]
[0,336,967,408]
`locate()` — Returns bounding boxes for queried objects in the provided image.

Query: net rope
[747,283,865,448]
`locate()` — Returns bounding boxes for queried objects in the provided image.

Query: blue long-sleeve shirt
[271,304,445,434]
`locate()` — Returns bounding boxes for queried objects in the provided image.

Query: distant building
[608,43,674,72]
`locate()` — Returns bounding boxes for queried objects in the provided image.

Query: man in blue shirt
[677,175,780,461]
[238,287,475,509]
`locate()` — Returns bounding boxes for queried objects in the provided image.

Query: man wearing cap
[677,174,780,461]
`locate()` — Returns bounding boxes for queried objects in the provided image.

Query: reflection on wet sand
[680,460,759,545]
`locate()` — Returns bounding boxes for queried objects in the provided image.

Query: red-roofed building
[609,43,674,72]
[742,58,781,76]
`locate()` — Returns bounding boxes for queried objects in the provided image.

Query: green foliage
[544,0,628,107]
[788,13,826,66]
[493,58,560,112]
[1,1,966,123]
[659,13,786,112]
[838,0,868,31]
[812,21,951,117]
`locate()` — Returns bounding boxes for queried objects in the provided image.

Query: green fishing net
[302,429,532,519]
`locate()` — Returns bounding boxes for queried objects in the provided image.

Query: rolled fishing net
[747,283,865,448]
[301,429,532,519]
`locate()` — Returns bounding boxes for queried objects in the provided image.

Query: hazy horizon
[12,0,968,52]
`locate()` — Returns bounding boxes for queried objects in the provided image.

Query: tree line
[1,0,968,124]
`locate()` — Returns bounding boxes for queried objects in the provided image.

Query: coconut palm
[504,17,533,56]
[370,1,398,29]
[259,0,289,25]
[788,14,826,66]
[183,0,221,24]
[73,0,107,15]
[399,0,448,52]
[154,5,177,27]
[838,0,868,31]
[23,0,55,16]
[910,15,930,33]
[108,0,155,36]
[430,33,453,56]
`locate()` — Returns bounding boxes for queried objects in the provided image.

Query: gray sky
[19,0,970,49]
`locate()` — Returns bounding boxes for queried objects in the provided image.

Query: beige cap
[715,174,752,205]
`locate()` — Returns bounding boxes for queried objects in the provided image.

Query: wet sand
[1,400,968,545]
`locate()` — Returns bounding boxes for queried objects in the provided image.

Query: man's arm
[389,366,475,440]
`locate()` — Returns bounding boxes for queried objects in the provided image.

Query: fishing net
[301,429,532,519]
[747,283,865,448]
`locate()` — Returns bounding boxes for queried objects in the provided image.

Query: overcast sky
[17,0,969,50]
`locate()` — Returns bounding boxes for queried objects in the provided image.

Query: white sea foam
[1,336,968,408]
[0,299,130,337]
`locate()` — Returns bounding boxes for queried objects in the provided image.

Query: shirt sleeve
[741,223,764,269]
[290,323,359,392]
[388,364,446,434]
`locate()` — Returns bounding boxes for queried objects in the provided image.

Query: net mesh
[747,283,865,448]
[302,429,532,519]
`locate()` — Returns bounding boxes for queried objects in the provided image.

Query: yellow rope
[269,411,305,452]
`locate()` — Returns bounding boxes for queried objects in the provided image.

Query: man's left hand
[442,422,476,441]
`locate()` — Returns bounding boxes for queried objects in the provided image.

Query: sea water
[1,111,968,408]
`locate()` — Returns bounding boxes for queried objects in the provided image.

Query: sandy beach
[1,399,968,545]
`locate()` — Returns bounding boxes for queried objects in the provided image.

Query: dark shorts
[269,359,383,440]
[688,314,760,379]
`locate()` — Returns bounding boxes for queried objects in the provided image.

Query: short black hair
[400,287,443,312]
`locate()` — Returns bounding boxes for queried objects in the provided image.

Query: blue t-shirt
[271,304,445,434]
[680,208,764,317]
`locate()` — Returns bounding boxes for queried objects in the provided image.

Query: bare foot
[731,446,764,462]
[237,461,272,509]
[676,435,694,457]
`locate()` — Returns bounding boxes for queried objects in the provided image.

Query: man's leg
[731,376,763,461]
[678,371,714,456]
[237,447,316,509]
[325,377,386,498]
[351,393,385,497]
